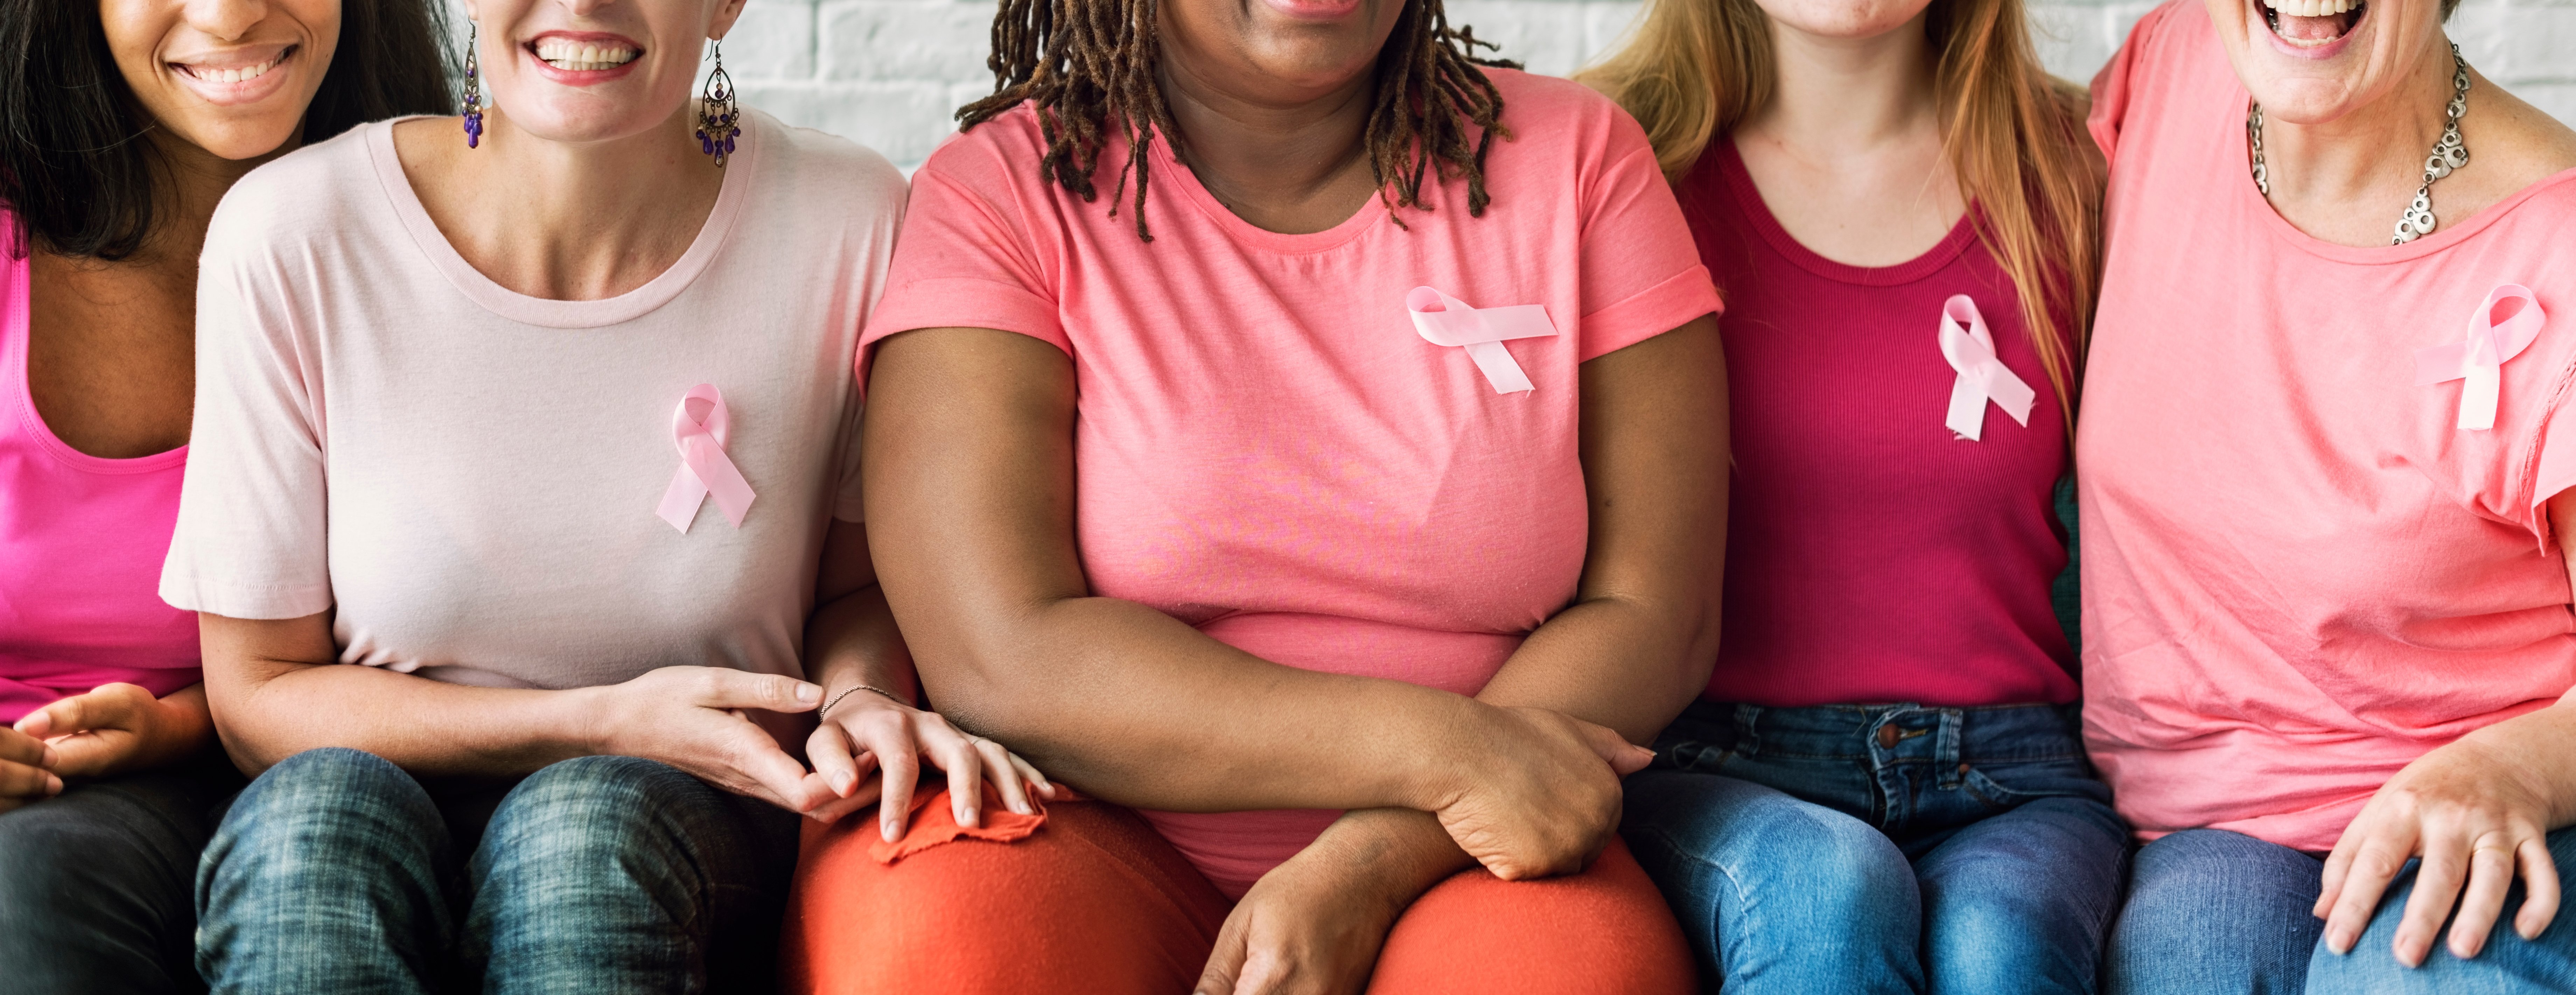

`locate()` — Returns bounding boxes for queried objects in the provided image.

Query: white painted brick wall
[449,0,2575,167]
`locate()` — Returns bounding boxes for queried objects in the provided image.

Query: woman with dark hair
[0,1,445,992]
[779,0,1727,988]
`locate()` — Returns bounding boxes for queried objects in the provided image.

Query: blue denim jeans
[1623,700,2131,995]
[0,752,242,995]
[2106,827,2576,994]
[195,748,798,995]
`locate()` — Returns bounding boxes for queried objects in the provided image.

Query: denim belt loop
[1731,703,1763,758]
[1935,709,1966,789]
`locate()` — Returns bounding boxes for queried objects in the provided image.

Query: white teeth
[533,38,638,70]
[189,54,281,85]
[2261,0,2357,16]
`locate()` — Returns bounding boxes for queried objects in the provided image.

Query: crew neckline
[368,112,758,328]
[4,246,189,473]
[1714,135,1980,287]
[1147,131,1393,256]
[2227,94,2576,267]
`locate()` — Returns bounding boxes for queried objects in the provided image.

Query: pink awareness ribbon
[2414,284,2547,432]
[1407,286,1556,394]
[655,384,757,532]
[1937,295,2035,441]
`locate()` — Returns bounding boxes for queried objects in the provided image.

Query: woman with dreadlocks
[777,0,1726,988]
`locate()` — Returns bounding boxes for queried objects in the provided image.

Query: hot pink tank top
[0,222,201,723]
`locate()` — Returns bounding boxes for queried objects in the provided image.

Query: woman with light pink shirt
[163,0,1049,990]
[0,2,447,992]
[2079,0,2576,989]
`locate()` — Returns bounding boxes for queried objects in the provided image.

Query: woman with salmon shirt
[1577,0,2118,988]
[2079,0,2576,989]
[163,0,1045,989]
[0,1,445,991]
[780,0,1727,988]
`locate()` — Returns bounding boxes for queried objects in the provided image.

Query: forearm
[912,593,1478,815]
[2456,693,2576,828]
[203,613,598,777]
[804,583,918,700]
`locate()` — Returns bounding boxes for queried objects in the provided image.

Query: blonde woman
[1579,0,2113,991]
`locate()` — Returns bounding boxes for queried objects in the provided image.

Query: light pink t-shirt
[162,112,888,690]
[2080,0,2576,850]
[864,69,1721,896]
[0,223,201,724]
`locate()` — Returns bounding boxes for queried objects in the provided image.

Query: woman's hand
[1194,813,1446,995]
[0,727,61,814]
[1423,704,1656,880]
[801,685,1060,839]
[14,682,215,779]
[2316,722,2571,966]
[584,665,833,814]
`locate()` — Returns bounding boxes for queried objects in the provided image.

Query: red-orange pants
[782,791,1696,994]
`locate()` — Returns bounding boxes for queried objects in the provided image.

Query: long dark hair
[961,0,1518,241]
[0,1,453,260]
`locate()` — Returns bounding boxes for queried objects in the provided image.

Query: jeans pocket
[1958,757,2108,812]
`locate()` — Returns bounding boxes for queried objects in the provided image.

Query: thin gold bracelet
[820,683,909,717]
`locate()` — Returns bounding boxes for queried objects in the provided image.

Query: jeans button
[1876,724,1898,749]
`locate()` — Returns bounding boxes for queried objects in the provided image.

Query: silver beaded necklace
[2248,42,2472,245]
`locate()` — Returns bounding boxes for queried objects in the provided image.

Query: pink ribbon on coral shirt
[656,384,756,532]
[1407,286,1555,394]
[2415,284,2547,432]
[1938,295,2035,441]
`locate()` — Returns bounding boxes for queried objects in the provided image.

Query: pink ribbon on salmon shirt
[2415,284,2547,432]
[1938,295,2035,441]
[1407,286,1556,394]
[656,384,756,532]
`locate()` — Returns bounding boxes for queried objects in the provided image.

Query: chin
[177,120,308,162]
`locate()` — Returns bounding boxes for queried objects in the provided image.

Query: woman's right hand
[0,727,61,815]
[584,665,831,813]
[1425,704,1656,880]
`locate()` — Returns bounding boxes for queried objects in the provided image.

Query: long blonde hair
[1575,0,2101,415]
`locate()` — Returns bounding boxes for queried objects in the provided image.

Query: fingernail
[796,683,821,703]
[2327,930,2352,954]
[44,775,62,796]
[1011,800,1031,815]
[882,819,900,842]
[834,771,856,794]
[960,808,979,828]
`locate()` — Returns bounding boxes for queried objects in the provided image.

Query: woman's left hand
[801,685,1061,840]
[14,682,214,779]
[2316,728,2567,966]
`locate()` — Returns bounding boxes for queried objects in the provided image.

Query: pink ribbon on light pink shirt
[1407,287,1555,394]
[2415,284,2547,432]
[1938,295,2035,441]
[656,384,756,532]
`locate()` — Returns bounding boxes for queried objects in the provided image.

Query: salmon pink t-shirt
[0,223,201,723]
[2079,0,2576,850]
[863,69,1722,896]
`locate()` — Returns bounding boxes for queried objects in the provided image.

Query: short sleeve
[2091,2,2177,169]
[159,215,334,619]
[855,141,1066,386]
[1574,136,1723,362]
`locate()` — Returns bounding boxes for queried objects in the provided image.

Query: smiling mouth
[2262,0,2367,47]
[532,38,640,72]
[173,45,295,84]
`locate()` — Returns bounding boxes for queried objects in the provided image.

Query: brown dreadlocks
[956,0,1520,240]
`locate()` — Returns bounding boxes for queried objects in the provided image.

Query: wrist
[1388,695,1488,813]
[565,685,622,758]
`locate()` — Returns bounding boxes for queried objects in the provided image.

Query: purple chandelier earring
[694,41,739,167]
[460,22,484,148]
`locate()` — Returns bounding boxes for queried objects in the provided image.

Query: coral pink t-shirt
[0,222,202,724]
[2080,0,2576,849]
[1679,139,2078,709]
[864,69,1721,896]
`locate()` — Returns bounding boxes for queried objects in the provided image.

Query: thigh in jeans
[468,755,797,995]
[1623,768,1924,995]
[0,759,238,995]
[1912,792,2129,995]
[2103,828,2324,995]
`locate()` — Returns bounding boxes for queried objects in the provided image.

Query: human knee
[1628,775,1913,915]
[1373,842,1694,995]
[481,756,698,864]
[208,748,440,871]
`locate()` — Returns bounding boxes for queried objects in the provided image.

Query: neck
[2258,37,2457,241]
[108,128,292,267]
[1740,14,1941,155]
[1155,55,1380,234]
[420,104,723,300]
